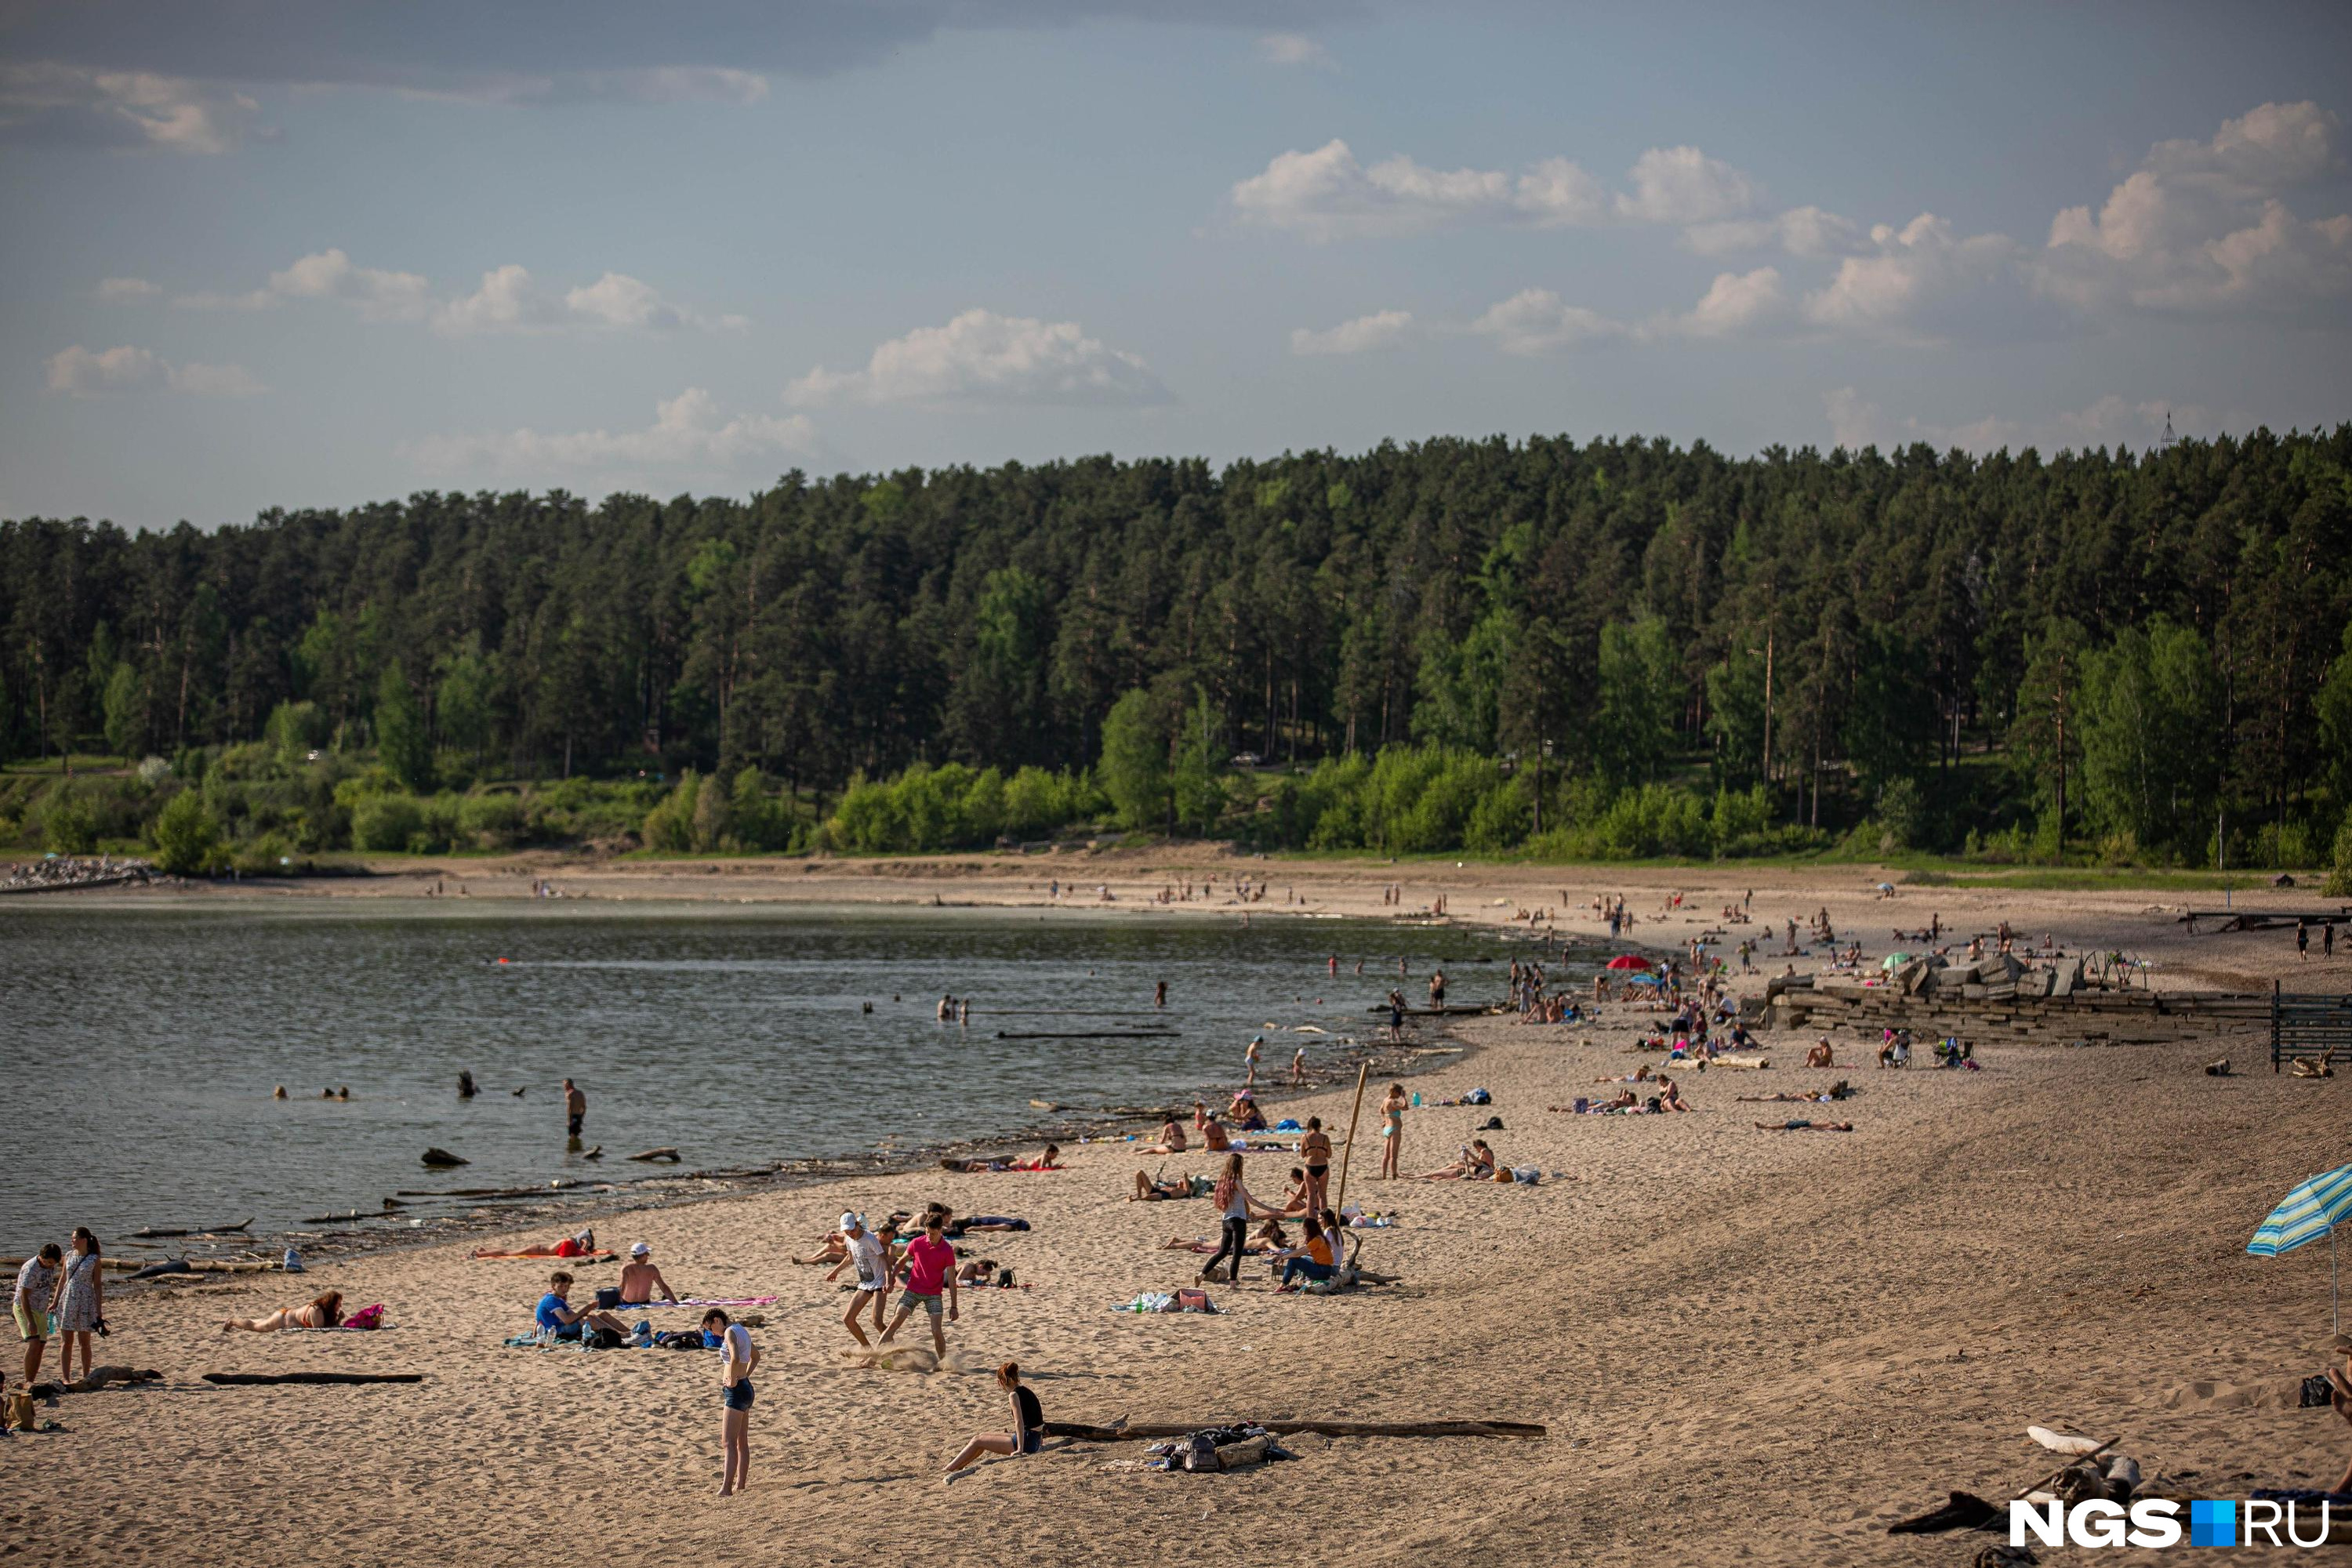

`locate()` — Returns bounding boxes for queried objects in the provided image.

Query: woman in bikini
[1300,1116,1333,1211]
[1377,1083,1408,1179]
[221,1290,344,1332]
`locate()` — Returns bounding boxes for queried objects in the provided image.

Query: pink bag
[342,1302,387,1330]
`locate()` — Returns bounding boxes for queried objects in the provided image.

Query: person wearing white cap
[831,1214,891,1348]
[617,1242,678,1306]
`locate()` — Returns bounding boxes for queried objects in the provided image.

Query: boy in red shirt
[879,1213,959,1357]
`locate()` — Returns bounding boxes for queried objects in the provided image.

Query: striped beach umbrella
[2246,1162,2352,1334]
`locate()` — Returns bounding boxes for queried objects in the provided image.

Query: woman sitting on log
[221,1290,343,1333]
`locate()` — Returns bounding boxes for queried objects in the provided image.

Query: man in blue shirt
[535,1271,630,1341]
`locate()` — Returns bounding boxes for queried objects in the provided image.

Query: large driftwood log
[627,1147,682,1163]
[31,1367,162,1397]
[201,1372,424,1386]
[132,1218,252,1238]
[1042,1418,1545,1441]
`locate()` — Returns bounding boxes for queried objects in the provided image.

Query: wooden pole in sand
[1334,1061,1371,1213]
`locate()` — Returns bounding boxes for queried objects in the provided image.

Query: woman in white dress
[53,1228,103,1383]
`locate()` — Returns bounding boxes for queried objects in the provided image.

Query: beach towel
[472,1250,616,1262]
[632,1296,781,1309]
[290,1302,388,1331]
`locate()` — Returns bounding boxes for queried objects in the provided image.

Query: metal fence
[2272,982,2352,1072]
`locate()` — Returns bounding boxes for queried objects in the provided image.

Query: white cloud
[561,271,746,332]
[45,344,159,395]
[786,309,1171,408]
[1254,34,1336,71]
[1802,214,2027,343]
[406,388,821,476]
[1615,146,1756,224]
[1824,386,2225,456]
[1683,205,1865,258]
[432,264,569,335]
[1289,309,1413,356]
[2042,100,2352,313]
[1669,267,1791,337]
[1469,290,1630,356]
[96,276,162,301]
[1230,138,1749,240]
[0,63,267,153]
[177,252,738,334]
[179,247,433,320]
[45,343,263,397]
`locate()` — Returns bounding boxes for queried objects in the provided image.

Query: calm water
[0,902,1544,1254]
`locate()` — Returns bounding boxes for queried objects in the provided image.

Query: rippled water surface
[1,901,1561,1252]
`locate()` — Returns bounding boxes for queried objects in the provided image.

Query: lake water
[0,901,1563,1254]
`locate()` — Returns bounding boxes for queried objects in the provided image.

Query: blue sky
[4,0,2350,528]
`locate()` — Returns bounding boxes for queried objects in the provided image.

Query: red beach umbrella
[1604,954,1653,971]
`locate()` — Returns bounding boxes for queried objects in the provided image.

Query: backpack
[1181,1432,1221,1472]
[586,1325,627,1351]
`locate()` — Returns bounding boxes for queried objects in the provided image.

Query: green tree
[150,788,222,874]
[1592,617,1676,789]
[375,662,432,791]
[435,644,494,778]
[101,660,143,757]
[1098,685,1174,833]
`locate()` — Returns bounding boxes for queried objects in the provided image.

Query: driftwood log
[132,1218,252,1238]
[1043,1419,1545,1441]
[420,1148,469,1167]
[202,1372,425,1386]
[31,1367,162,1397]
[394,1181,583,1199]
[627,1147,682,1163]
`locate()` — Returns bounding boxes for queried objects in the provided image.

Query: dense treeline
[6,429,2352,872]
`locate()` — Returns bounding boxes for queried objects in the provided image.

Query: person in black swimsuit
[944,1361,1045,1482]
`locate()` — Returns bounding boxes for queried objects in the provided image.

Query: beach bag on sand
[1465,1088,1492,1105]
[1180,1432,1221,1472]
[342,1303,387,1331]
[4,1391,34,1432]
[593,1287,623,1310]
[586,1326,627,1351]
[1175,1288,1214,1313]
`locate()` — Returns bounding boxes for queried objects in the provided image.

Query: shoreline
[12,863,2351,1567]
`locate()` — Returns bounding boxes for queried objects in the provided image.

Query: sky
[3,0,2350,530]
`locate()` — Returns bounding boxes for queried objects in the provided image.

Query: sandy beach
[7,858,2350,1566]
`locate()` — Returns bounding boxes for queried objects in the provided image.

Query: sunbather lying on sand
[472,1229,600,1261]
[1739,1080,1850,1104]
[1131,1171,1198,1201]
[221,1290,343,1332]
[1595,1065,1656,1084]
[1160,1218,1288,1256]
[1753,1120,1854,1132]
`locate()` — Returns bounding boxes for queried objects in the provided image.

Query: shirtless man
[617,1242,680,1305]
[563,1078,587,1140]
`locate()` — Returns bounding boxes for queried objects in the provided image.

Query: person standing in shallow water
[563,1078,586,1142]
[1155,979,1167,1009]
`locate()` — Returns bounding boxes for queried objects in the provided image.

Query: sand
[6,857,2350,1566]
